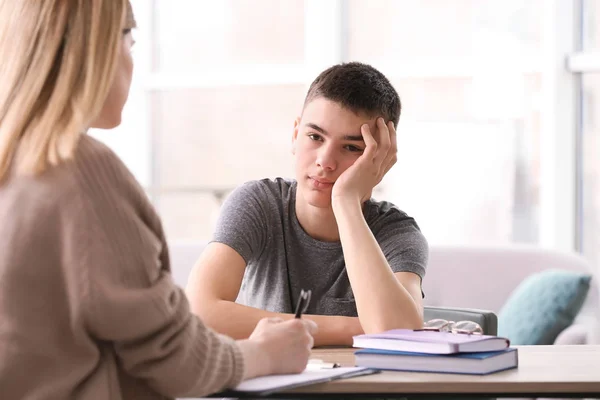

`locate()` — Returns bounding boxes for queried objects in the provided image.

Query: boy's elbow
[404,314,424,330]
[362,314,424,334]
[187,294,221,323]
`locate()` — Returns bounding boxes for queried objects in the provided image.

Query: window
[97,1,583,256]
[581,74,600,266]
[578,0,600,267]
[347,0,543,245]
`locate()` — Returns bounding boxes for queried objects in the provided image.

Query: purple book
[353,329,510,354]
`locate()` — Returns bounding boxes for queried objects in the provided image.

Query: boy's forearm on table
[197,300,288,339]
[196,299,363,346]
[305,314,363,346]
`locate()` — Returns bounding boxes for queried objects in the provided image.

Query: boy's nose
[315,147,336,171]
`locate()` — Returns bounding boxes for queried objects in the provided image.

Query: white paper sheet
[232,366,374,394]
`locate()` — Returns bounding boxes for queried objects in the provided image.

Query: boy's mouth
[309,176,334,189]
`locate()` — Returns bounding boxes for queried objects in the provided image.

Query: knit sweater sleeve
[63,136,245,398]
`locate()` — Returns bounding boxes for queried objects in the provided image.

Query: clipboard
[218,366,379,397]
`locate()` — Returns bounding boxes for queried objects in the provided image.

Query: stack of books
[352,329,518,375]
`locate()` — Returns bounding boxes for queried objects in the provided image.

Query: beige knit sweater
[0,134,245,399]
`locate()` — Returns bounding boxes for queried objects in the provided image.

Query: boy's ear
[292,117,301,155]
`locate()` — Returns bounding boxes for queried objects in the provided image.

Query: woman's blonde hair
[0,0,134,182]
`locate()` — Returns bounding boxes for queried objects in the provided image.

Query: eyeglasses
[420,318,483,335]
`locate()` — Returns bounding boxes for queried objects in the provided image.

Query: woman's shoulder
[0,135,130,209]
[74,135,144,196]
[75,135,133,179]
[35,134,154,224]
[68,134,162,233]
[0,134,151,241]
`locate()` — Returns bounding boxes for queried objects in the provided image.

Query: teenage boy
[186,62,428,346]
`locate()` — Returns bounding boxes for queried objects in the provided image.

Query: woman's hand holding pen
[238,317,318,380]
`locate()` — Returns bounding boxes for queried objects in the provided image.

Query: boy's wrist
[332,196,367,232]
[331,195,362,214]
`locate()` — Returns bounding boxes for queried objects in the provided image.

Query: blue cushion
[498,269,592,345]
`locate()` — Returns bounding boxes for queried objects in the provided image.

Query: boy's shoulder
[365,198,423,232]
[237,177,296,200]
[366,197,408,218]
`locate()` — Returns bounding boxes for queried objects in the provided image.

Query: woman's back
[0,138,99,398]
[0,2,316,397]
[0,135,246,399]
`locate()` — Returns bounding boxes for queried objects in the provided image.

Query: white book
[219,367,377,396]
[353,329,510,354]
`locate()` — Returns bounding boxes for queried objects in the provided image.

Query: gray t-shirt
[212,178,428,317]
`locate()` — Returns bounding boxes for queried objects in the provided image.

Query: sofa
[169,241,599,341]
[423,244,600,345]
[169,241,596,400]
[168,241,500,334]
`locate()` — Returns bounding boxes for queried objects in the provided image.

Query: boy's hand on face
[332,117,397,205]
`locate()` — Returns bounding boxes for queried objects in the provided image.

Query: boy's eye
[308,133,322,141]
[345,145,363,152]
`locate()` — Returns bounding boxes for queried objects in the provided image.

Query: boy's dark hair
[303,62,401,127]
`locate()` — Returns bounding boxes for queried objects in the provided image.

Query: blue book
[355,348,518,375]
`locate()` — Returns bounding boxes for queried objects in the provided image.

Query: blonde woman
[0,1,316,399]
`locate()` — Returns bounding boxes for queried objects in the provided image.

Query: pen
[294,289,311,319]
[307,358,341,369]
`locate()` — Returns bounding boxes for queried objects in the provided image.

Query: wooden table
[271,345,600,398]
